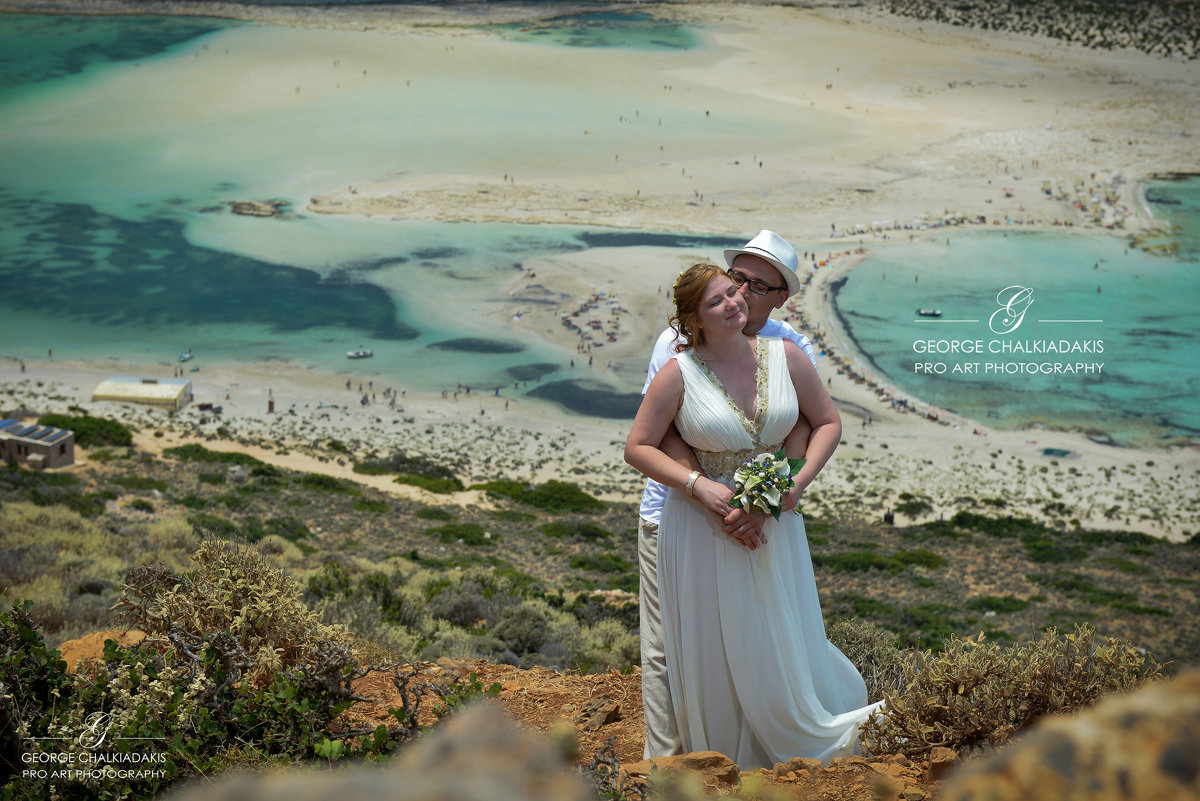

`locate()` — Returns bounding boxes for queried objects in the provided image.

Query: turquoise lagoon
[831,208,1200,448]
[0,12,1197,441]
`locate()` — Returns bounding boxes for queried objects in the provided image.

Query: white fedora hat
[723,230,801,296]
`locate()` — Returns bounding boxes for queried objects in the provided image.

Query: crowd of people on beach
[829,172,1141,241]
[559,291,630,355]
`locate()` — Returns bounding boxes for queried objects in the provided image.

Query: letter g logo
[78,712,114,749]
[990,285,1034,334]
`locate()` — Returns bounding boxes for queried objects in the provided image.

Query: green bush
[893,498,932,517]
[893,549,946,569]
[37,413,132,448]
[493,603,550,654]
[542,520,612,541]
[214,493,249,510]
[416,506,456,520]
[965,595,1030,614]
[472,479,603,513]
[355,451,459,480]
[569,554,634,574]
[0,601,74,775]
[265,516,309,542]
[111,475,168,492]
[296,473,361,496]
[27,488,111,518]
[395,473,463,494]
[5,539,369,800]
[813,551,900,574]
[1098,556,1149,574]
[163,443,263,466]
[1022,532,1084,564]
[353,498,390,514]
[860,625,1164,758]
[188,513,239,538]
[490,509,536,523]
[837,593,897,618]
[951,511,1036,538]
[427,522,495,547]
[129,498,155,514]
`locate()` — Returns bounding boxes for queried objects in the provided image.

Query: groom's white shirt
[637,318,818,523]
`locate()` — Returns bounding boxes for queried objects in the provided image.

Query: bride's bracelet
[684,470,701,496]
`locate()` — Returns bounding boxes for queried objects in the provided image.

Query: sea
[0,9,1196,445]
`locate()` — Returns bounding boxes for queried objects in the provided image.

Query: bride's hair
[669,263,727,353]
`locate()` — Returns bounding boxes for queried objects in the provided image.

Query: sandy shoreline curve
[1,2,1197,540]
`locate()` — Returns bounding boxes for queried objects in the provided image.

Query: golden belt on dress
[695,442,785,485]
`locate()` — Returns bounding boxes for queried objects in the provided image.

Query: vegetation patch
[188,513,239,538]
[472,479,604,513]
[110,475,168,492]
[296,473,361,496]
[541,520,612,541]
[893,549,946,569]
[415,506,456,521]
[965,595,1030,614]
[860,625,1163,758]
[568,553,634,574]
[427,522,495,547]
[163,443,263,466]
[37,413,132,448]
[395,473,463,494]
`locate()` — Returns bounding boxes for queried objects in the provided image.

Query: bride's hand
[722,507,767,550]
[691,476,735,518]
[780,480,804,514]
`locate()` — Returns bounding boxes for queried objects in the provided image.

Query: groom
[636,229,820,757]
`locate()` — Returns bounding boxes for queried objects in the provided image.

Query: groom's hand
[722,507,766,550]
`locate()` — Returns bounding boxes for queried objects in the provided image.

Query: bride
[625,263,880,768]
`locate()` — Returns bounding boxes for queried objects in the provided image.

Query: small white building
[0,419,75,470]
[92,377,193,411]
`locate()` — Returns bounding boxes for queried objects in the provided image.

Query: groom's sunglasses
[727,269,787,296]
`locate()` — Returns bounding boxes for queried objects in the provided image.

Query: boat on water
[915,308,943,318]
[178,349,194,362]
[347,349,374,359]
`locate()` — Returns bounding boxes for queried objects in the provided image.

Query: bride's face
[695,275,747,336]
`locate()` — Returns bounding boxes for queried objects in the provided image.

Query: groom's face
[730,254,789,334]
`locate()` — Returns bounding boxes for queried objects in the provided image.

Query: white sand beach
[2,2,1198,540]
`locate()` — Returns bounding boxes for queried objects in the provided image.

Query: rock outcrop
[939,669,1200,801]
[167,703,593,801]
[229,200,289,218]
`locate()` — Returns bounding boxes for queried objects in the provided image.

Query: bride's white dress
[658,336,881,768]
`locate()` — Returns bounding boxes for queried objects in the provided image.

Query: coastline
[1,2,1198,540]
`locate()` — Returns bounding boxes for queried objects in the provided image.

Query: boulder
[939,670,1200,801]
[620,751,741,792]
[573,695,621,731]
[168,703,593,801]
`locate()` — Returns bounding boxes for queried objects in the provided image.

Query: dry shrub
[826,618,907,704]
[860,624,1165,758]
[113,533,360,698]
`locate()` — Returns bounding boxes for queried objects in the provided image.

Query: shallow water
[832,192,1200,448]
[0,11,1197,437]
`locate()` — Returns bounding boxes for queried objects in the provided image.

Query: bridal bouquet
[729,448,806,520]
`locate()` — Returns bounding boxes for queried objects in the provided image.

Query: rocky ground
[59,630,947,800]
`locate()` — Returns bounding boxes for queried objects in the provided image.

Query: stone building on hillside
[0,418,75,470]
